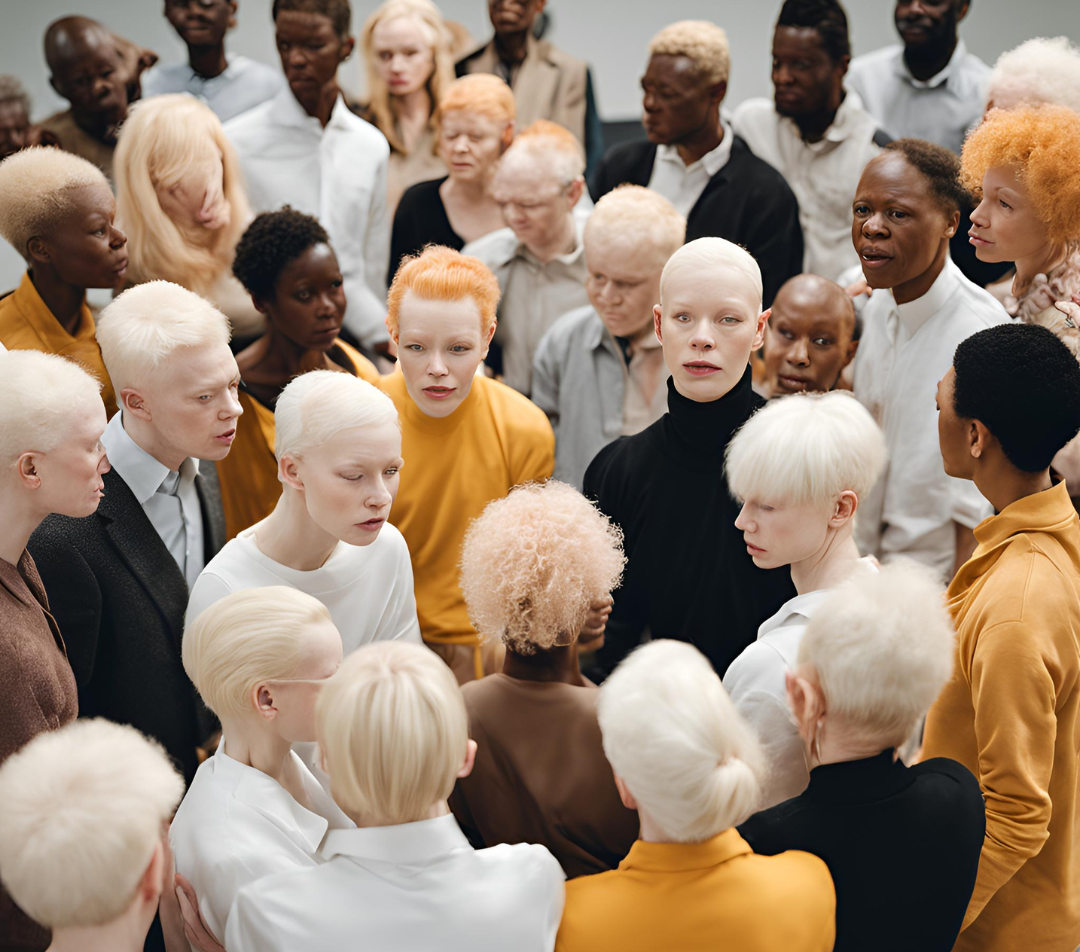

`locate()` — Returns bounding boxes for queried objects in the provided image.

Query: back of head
[659,236,762,312]
[0,75,31,115]
[460,481,625,654]
[883,138,968,217]
[0,719,183,929]
[586,185,686,269]
[435,73,516,127]
[233,207,332,302]
[799,560,954,746]
[952,322,1080,472]
[386,244,500,338]
[648,20,730,86]
[776,0,850,62]
[987,36,1080,112]
[273,0,352,38]
[316,640,468,825]
[598,640,764,842]
[497,119,585,188]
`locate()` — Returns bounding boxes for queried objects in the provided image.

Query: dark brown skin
[274,9,354,127]
[895,0,970,81]
[501,642,588,686]
[771,25,848,144]
[45,17,128,142]
[488,0,545,65]
[640,53,726,166]
[0,98,30,160]
[164,0,237,79]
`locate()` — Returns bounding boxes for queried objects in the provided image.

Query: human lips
[356,516,386,531]
[777,373,813,393]
[968,229,993,248]
[745,539,766,556]
[423,385,456,400]
[214,428,236,445]
[860,245,893,269]
[683,360,721,377]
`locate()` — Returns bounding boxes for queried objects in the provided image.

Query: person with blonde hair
[556,639,835,951]
[115,93,262,338]
[722,392,885,808]
[381,245,554,682]
[225,640,565,952]
[0,146,128,416]
[740,562,985,952]
[357,0,455,212]
[390,73,515,281]
[984,35,1080,113]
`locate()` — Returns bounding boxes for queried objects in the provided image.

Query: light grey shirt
[141,54,286,123]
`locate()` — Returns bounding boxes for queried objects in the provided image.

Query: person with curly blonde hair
[449,481,637,878]
[984,36,1080,114]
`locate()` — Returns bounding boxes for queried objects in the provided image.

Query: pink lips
[356,517,385,531]
[423,386,455,400]
[683,362,720,377]
[215,429,236,444]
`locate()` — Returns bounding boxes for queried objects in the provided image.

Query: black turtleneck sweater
[739,751,986,952]
[581,368,795,679]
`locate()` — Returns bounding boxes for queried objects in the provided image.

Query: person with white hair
[739,562,986,952]
[29,280,241,785]
[556,639,835,951]
[0,75,33,161]
[984,36,1080,113]
[532,185,684,489]
[722,392,886,809]
[582,237,796,682]
[186,369,420,658]
[225,641,566,952]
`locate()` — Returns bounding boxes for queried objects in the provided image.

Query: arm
[742,184,804,308]
[184,573,236,631]
[510,415,556,486]
[530,333,562,429]
[377,539,423,644]
[583,68,605,185]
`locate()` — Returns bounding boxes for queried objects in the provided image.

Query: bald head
[45,17,128,139]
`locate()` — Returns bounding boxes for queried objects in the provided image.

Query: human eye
[673,312,691,323]
[197,393,212,402]
[385,465,400,476]
[889,209,908,220]
[331,278,343,289]
[853,203,869,216]
[450,344,471,353]
[779,328,794,340]
[813,337,834,347]
[295,288,312,302]
[341,473,363,481]
[999,199,1012,210]
[406,343,423,352]
[720,315,741,324]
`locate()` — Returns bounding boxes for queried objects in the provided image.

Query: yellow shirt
[380,369,554,652]
[923,481,1080,952]
[555,829,836,952]
[0,271,117,417]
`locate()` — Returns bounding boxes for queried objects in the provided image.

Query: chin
[674,372,735,404]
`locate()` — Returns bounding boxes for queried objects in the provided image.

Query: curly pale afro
[459,481,625,654]
[961,104,1080,244]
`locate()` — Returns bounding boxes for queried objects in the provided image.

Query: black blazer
[591,135,804,306]
[28,464,226,785]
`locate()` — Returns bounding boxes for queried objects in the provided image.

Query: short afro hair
[953,322,1080,473]
[776,0,851,63]
[647,21,730,87]
[961,104,1080,245]
[232,207,331,302]
[987,36,1080,113]
[884,138,969,216]
[272,0,351,38]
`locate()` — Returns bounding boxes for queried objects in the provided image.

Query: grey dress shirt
[141,55,285,123]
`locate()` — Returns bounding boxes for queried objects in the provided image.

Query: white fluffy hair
[987,37,1080,112]
[659,236,762,312]
[0,146,109,259]
[0,350,103,466]
[184,587,336,718]
[726,392,887,508]
[798,560,955,747]
[0,719,183,929]
[274,370,399,462]
[316,640,468,825]
[494,121,586,189]
[95,280,231,392]
[585,184,686,271]
[598,640,765,843]
[648,20,731,86]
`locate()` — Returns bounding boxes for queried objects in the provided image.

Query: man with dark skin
[170,0,236,82]
[273,4,354,129]
[0,78,32,161]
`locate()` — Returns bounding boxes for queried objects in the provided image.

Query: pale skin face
[437,110,511,184]
[491,157,582,253]
[735,494,855,569]
[371,15,435,98]
[968,165,1052,264]
[585,229,664,341]
[153,148,231,235]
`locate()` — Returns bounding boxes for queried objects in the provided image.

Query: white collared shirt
[224,813,565,952]
[224,90,390,347]
[852,259,1009,576]
[847,41,991,155]
[732,94,884,281]
[170,739,354,940]
[646,118,736,218]
[101,412,204,587]
[141,55,286,123]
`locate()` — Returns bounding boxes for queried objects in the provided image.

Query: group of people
[1,0,1080,950]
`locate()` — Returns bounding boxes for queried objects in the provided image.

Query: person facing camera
[226,640,566,952]
[556,639,835,952]
[739,561,985,952]
[925,322,1080,952]
[450,481,637,878]
[723,392,886,809]
[532,185,684,489]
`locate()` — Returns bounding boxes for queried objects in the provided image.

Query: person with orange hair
[380,245,555,682]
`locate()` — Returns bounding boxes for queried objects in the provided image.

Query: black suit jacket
[591,135,804,306]
[29,463,226,785]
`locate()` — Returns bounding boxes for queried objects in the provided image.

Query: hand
[176,874,225,952]
[578,595,613,652]
[845,277,871,299]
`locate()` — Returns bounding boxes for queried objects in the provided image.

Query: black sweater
[739,751,986,952]
[388,176,464,286]
[582,369,795,680]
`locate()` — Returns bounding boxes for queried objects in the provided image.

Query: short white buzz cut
[495,119,586,189]
[648,20,731,87]
[799,560,955,748]
[94,280,231,392]
[987,36,1080,112]
[585,184,686,271]
[726,392,887,508]
[598,640,765,843]
[0,350,104,466]
[0,719,183,929]
[659,236,762,313]
[274,370,399,463]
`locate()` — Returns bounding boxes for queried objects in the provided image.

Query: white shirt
[224,90,390,347]
[141,55,286,123]
[847,41,991,155]
[101,411,204,587]
[170,739,354,940]
[732,94,884,281]
[185,523,421,654]
[225,813,565,952]
[646,119,736,218]
[853,259,1008,575]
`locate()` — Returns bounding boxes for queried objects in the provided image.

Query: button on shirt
[224,90,390,347]
[101,412,204,587]
[852,260,1008,576]
[847,41,990,155]
[141,55,286,123]
[646,119,735,218]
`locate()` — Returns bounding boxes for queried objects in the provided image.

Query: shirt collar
[655,118,735,178]
[896,40,968,89]
[618,828,753,873]
[321,813,469,866]
[273,86,350,131]
[972,481,1077,552]
[821,93,865,144]
[757,588,833,639]
[100,411,199,504]
[14,271,96,347]
[894,258,960,336]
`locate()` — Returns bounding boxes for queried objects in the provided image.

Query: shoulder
[30,511,100,552]
[476,841,565,889]
[742,848,835,916]
[535,39,587,78]
[732,98,776,128]
[461,227,518,269]
[724,637,790,699]
[599,138,654,175]
[582,423,658,504]
[949,274,1011,329]
[370,522,413,567]
[539,305,601,351]
[398,176,446,210]
[340,109,391,153]
[223,99,276,138]
[910,757,984,804]
[727,137,797,196]
[848,45,901,77]
[479,376,553,433]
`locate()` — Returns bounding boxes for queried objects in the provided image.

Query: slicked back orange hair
[386,245,501,338]
[435,74,516,128]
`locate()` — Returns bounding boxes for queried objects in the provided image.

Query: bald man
[757,274,857,399]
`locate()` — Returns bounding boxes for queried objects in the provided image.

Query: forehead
[60,182,115,222]
[372,14,429,46]
[165,341,237,384]
[398,290,483,336]
[858,152,930,201]
[275,9,338,40]
[0,99,28,124]
[773,25,828,58]
[278,242,338,284]
[663,264,759,315]
[586,232,661,277]
[493,156,561,195]
[316,420,402,460]
[643,53,702,88]
[59,32,120,72]
[982,164,1024,193]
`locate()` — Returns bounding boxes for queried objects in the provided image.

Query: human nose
[99,452,112,475]
[366,476,394,509]
[862,210,889,238]
[788,336,810,367]
[314,289,336,318]
[774,63,794,87]
[222,389,243,420]
[110,224,127,249]
[688,321,715,351]
[969,197,990,229]
[596,279,618,304]
[734,503,752,532]
[427,353,448,377]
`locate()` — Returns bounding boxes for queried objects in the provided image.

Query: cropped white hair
[659,236,762,313]
[585,184,686,271]
[494,119,586,189]
[0,350,103,466]
[987,37,1080,112]
[726,392,886,508]
[0,719,183,929]
[274,370,399,462]
[799,560,955,747]
[598,640,764,843]
[95,280,231,392]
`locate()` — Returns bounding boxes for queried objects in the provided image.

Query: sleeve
[530,331,562,428]
[589,149,616,204]
[742,179,804,307]
[583,68,605,185]
[224,885,277,952]
[344,154,391,348]
[184,572,236,630]
[733,689,809,809]
[0,638,58,764]
[510,413,556,486]
[388,190,415,288]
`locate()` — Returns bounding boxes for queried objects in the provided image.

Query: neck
[348,799,450,829]
[217,719,295,786]
[812,716,889,769]
[674,113,723,167]
[502,643,586,686]
[394,87,432,124]
[187,42,228,79]
[28,268,88,336]
[892,239,948,305]
[789,530,862,595]
[257,327,331,379]
[120,413,187,472]
[71,109,115,145]
[256,489,340,571]
[793,90,842,144]
[48,911,150,952]
[526,215,578,265]
[295,82,339,127]
[636,807,678,844]
[0,490,46,566]
[974,463,1053,515]
[494,30,529,65]
[904,37,957,82]
[443,173,493,203]
[1012,241,1069,299]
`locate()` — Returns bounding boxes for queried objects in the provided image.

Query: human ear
[122,388,153,423]
[708,80,728,106]
[566,177,584,209]
[254,683,278,720]
[252,294,271,316]
[457,739,478,779]
[653,304,663,342]
[279,453,305,492]
[15,452,42,490]
[842,337,859,370]
[831,490,858,526]
[339,35,356,62]
[26,236,50,266]
[139,839,167,905]
[971,419,991,460]
[752,308,771,351]
[613,772,638,812]
[945,209,960,239]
